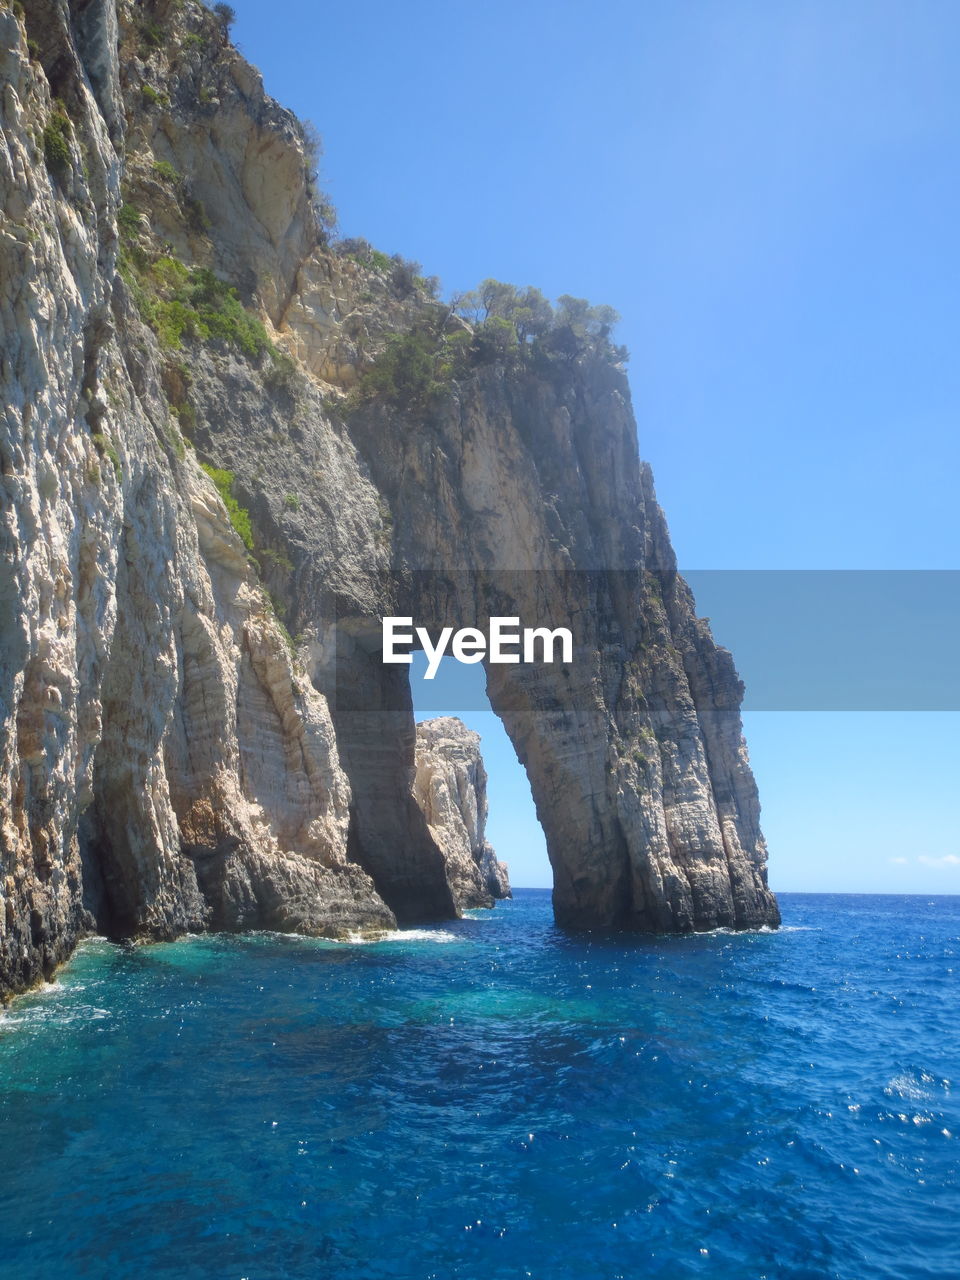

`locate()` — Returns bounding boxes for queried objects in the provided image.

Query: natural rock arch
[0,0,777,1000]
[288,355,779,934]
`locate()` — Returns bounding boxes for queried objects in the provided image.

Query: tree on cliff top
[458,280,553,344]
[457,281,624,362]
[212,3,236,31]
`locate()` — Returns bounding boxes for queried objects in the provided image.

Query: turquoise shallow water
[0,890,958,1280]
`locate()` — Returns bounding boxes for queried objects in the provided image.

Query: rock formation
[0,0,777,996]
[414,717,510,910]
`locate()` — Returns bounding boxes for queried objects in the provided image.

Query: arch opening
[409,651,551,892]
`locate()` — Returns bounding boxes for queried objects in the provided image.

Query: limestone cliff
[414,717,510,910]
[0,0,777,996]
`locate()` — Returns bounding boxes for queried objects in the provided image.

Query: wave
[676,923,817,938]
[342,927,462,945]
[249,926,466,946]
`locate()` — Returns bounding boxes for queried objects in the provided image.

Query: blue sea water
[0,891,958,1280]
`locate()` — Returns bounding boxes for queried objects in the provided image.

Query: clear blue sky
[228,0,960,892]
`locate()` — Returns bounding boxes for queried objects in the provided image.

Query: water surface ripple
[1,891,958,1279]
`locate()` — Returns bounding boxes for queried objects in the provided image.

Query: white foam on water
[34,979,74,998]
[1,1000,113,1030]
[343,927,462,945]
[681,923,816,938]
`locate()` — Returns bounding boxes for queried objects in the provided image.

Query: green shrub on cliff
[186,268,273,357]
[152,160,181,185]
[138,21,165,53]
[349,329,440,409]
[199,464,254,550]
[124,253,276,361]
[152,298,197,349]
[42,108,72,178]
[334,240,438,298]
[141,84,169,108]
[338,239,398,277]
[118,203,142,235]
[345,273,627,416]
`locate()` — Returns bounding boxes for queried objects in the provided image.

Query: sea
[0,891,957,1280]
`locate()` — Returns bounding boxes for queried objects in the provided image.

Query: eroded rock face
[414,717,510,910]
[320,367,779,935]
[0,0,776,996]
[0,0,393,995]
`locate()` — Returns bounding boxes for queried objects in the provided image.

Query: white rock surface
[414,717,510,910]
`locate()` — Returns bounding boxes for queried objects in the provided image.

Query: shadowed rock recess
[0,0,778,995]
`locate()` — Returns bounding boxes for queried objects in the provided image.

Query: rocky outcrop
[414,717,510,910]
[0,0,776,996]
[0,0,394,997]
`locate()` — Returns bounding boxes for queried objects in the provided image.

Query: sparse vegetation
[138,21,164,52]
[274,615,297,656]
[348,328,441,410]
[200,463,253,550]
[140,84,169,108]
[170,400,198,436]
[336,240,438,296]
[389,255,427,299]
[122,252,277,361]
[212,3,236,31]
[458,280,622,357]
[152,160,180,184]
[339,240,393,275]
[262,352,299,395]
[164,422,187,461]
[283,493,300,512]
[118,203,142,235]
[415,274,441,298]
[313,196,337,234]
[91,432,121,481]
[345,278,624,414]
[183,193,211,232]
[262,590,297,655]
[337,267,624,415]
[301,119,322,175]
[297,125,337,236]
[259,547,294,575]
[42,107,72,178]
[184,267,275,357]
